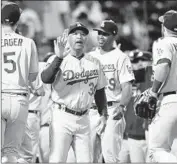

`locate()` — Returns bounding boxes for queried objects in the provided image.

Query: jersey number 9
[108,78,116,91]
[3,52,16,73]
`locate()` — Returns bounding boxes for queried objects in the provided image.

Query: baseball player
[41,22,108,163]
[18,61,46,163]
[1,2,38,163]
[38,53,77,163]
[89,20,135,163]
[147,10,177,162]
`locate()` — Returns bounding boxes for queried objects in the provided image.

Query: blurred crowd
[3,0,177,60]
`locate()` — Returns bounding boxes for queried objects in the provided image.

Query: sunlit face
[68,30,87,51]
[97,31,114,48]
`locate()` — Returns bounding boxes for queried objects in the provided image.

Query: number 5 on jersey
[3,52,16,73]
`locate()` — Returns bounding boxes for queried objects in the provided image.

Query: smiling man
[89,20,135,163]
[41,22,108,163]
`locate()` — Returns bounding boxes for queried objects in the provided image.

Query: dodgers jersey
[152,36,177,93]
[89,47,135,102]
[2,31,38,93]
[47,54,107,111]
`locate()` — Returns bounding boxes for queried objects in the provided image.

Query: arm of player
[41,56,63,84]
[94,88,108,134]
[151,60,170,95]
[41,29,70,84]
[94,88,108,117]
[150,40,172,95]
[120,81,133,111]
[112,81,133,120]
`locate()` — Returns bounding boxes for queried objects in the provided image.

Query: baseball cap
[1,2,22,25]
[159,10,177,32]
[130,50,152,63]
[68,22,89,35]
[93,20,118,36]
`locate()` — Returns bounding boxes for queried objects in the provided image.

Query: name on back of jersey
[1,38,23,47]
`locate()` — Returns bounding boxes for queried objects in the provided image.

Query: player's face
[97,31,114,48]
[68,30,87,51]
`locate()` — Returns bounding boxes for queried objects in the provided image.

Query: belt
[2,92,28,97]
[28,110,39,114]
[107,101,116,107]
[57,104,88,116]
[128,134,145,140]
[41,123,50,128]
[163,91,176,97]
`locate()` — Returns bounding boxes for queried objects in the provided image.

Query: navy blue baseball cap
[68,22,89,35]
[129,49,152,62]
[1,2,22,25]
[159,10,177,32]
[93,20,118,36]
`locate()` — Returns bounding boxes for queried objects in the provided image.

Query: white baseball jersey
[47,54,107,111]
[2,31,38,93]
[152,37,177,93]
[89,47,135,102]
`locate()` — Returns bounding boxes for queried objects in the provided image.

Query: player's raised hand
[54,29,70,59]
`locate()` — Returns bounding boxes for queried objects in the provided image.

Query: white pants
[90,103,126,163]
[148,94,177,162]
[39,125,50,163]
[119,138,147,163]
[1,93,28,163]
[89,109,103,163]
[18,112,40,163]
[39,125,76,163]
[49,104,91,163]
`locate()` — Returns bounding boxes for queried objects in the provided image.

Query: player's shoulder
[114,48,130,61]
[84,53,101,66]
[153,37,172,47]
[14,33,36,45]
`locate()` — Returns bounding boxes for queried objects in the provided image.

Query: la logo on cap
[76,22,82,27]
[101,21,105,27]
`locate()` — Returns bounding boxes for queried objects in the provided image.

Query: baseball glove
[134,89,157,119]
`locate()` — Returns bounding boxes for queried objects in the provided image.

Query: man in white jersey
[41,22,108,163]
[147,10,177,162]
[89,20,135,163]
[38,53,76,163]
[1,2,38,163]
[18,61,46,163]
